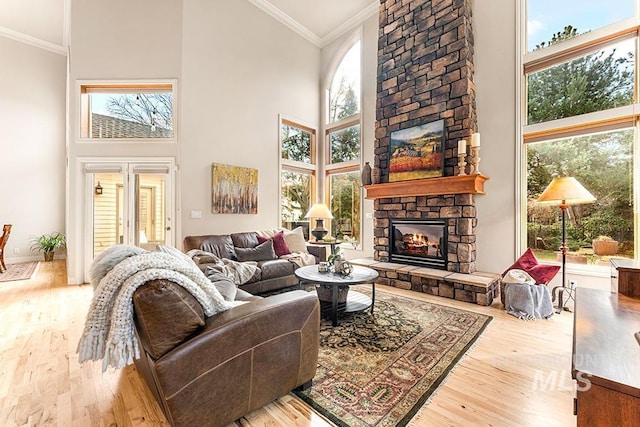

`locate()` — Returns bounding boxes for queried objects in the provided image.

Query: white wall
[66,0,183,283]
[473,0,517,274]
[0,37,66,262]
[180,0,320,239]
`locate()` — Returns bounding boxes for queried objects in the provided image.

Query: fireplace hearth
[390,219,447,269]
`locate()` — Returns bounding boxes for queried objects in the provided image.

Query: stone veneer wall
[374,0,478,273]
[374,194,477,273]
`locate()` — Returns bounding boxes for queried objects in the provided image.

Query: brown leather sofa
[133,279,320,427]
[183,231,325,294]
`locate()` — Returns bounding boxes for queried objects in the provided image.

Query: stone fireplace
[371,0,479,274]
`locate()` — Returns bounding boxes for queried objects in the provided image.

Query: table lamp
[537,177,595,313]
[305,203,333,241]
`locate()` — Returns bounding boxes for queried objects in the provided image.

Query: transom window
[526,0,634,52]
[80,83,175,140]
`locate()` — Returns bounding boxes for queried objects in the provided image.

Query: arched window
[325,39,361,245]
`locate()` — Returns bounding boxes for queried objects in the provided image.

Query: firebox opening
[390,219,447,269]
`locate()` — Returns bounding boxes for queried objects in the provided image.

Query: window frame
[278,116,317,231]
[324,34,363,247]
[77,79,178,143]
[518,1,640,272]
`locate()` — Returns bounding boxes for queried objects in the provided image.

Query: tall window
[80,83,175,140]
[522,0,637,268]
[326,39,361,244]
[280,119,316,237]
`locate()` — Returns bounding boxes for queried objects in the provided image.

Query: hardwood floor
[0,260,577,426]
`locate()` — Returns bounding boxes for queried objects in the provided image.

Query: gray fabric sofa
[183,231,325,294]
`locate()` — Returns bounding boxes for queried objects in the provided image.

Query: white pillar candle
[458,140,467,154]
[470,133,480,147]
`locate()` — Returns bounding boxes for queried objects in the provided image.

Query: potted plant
[592,235,618,256]
[327,246,343,266]
[31,232,66,261]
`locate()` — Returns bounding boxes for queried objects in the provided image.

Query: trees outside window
[527,130,633,261]
[527,36,634,125]
[80,84,175,139]
[329,172,360,241]
[280,119,316,235]
[523,3,638,266]
[325,39,362,244]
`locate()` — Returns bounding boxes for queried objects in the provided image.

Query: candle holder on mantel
[457,139,468,176]
[470,146,481,174]
[457,152,467,176]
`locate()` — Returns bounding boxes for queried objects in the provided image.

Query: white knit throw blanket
[77,250,234,372]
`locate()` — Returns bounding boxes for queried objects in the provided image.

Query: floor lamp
[537,177,595,313]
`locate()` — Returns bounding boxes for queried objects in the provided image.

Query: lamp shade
[537,177,596,206]
[304,203,333,219]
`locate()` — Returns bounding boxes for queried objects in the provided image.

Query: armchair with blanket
[77,244,320,427]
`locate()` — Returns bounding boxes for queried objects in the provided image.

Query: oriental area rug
[294,287,492,427]
[0,261,39,283]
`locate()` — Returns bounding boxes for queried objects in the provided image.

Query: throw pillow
[206,268,238,301]
[235,239,277,262]
[284,227,308,253]
[257,231,291,257]
[256,228,283,238]
[502,248,560,285]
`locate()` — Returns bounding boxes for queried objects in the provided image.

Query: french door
[83,160,174,281]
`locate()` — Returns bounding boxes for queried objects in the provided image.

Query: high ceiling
[266,0,378,39]
[0,0,379,50]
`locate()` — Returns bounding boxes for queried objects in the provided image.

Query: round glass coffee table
[295,264,379,326]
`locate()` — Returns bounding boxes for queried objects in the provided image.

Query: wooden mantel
[364,174,488,199]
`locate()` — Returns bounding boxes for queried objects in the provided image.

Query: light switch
[190,210,202,219]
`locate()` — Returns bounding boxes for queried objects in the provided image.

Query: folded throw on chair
[504,282,554,320]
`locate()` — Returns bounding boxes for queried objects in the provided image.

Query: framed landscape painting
[389,119,445,182]
[211,163,258,214]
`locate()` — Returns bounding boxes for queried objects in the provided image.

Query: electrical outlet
[190,210,202,219]
[13,248,19,254]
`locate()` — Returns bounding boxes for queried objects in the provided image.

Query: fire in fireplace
[390,219,447,269]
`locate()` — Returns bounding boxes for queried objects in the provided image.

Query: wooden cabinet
[611,258,640,298]
[572,288,640,426]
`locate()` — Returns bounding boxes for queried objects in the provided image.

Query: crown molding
[247,0,322,47]
[0,25,67,56]
[319,2,379,47]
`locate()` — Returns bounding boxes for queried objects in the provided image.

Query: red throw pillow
[502,248,560,285]
[257,231,291,257]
